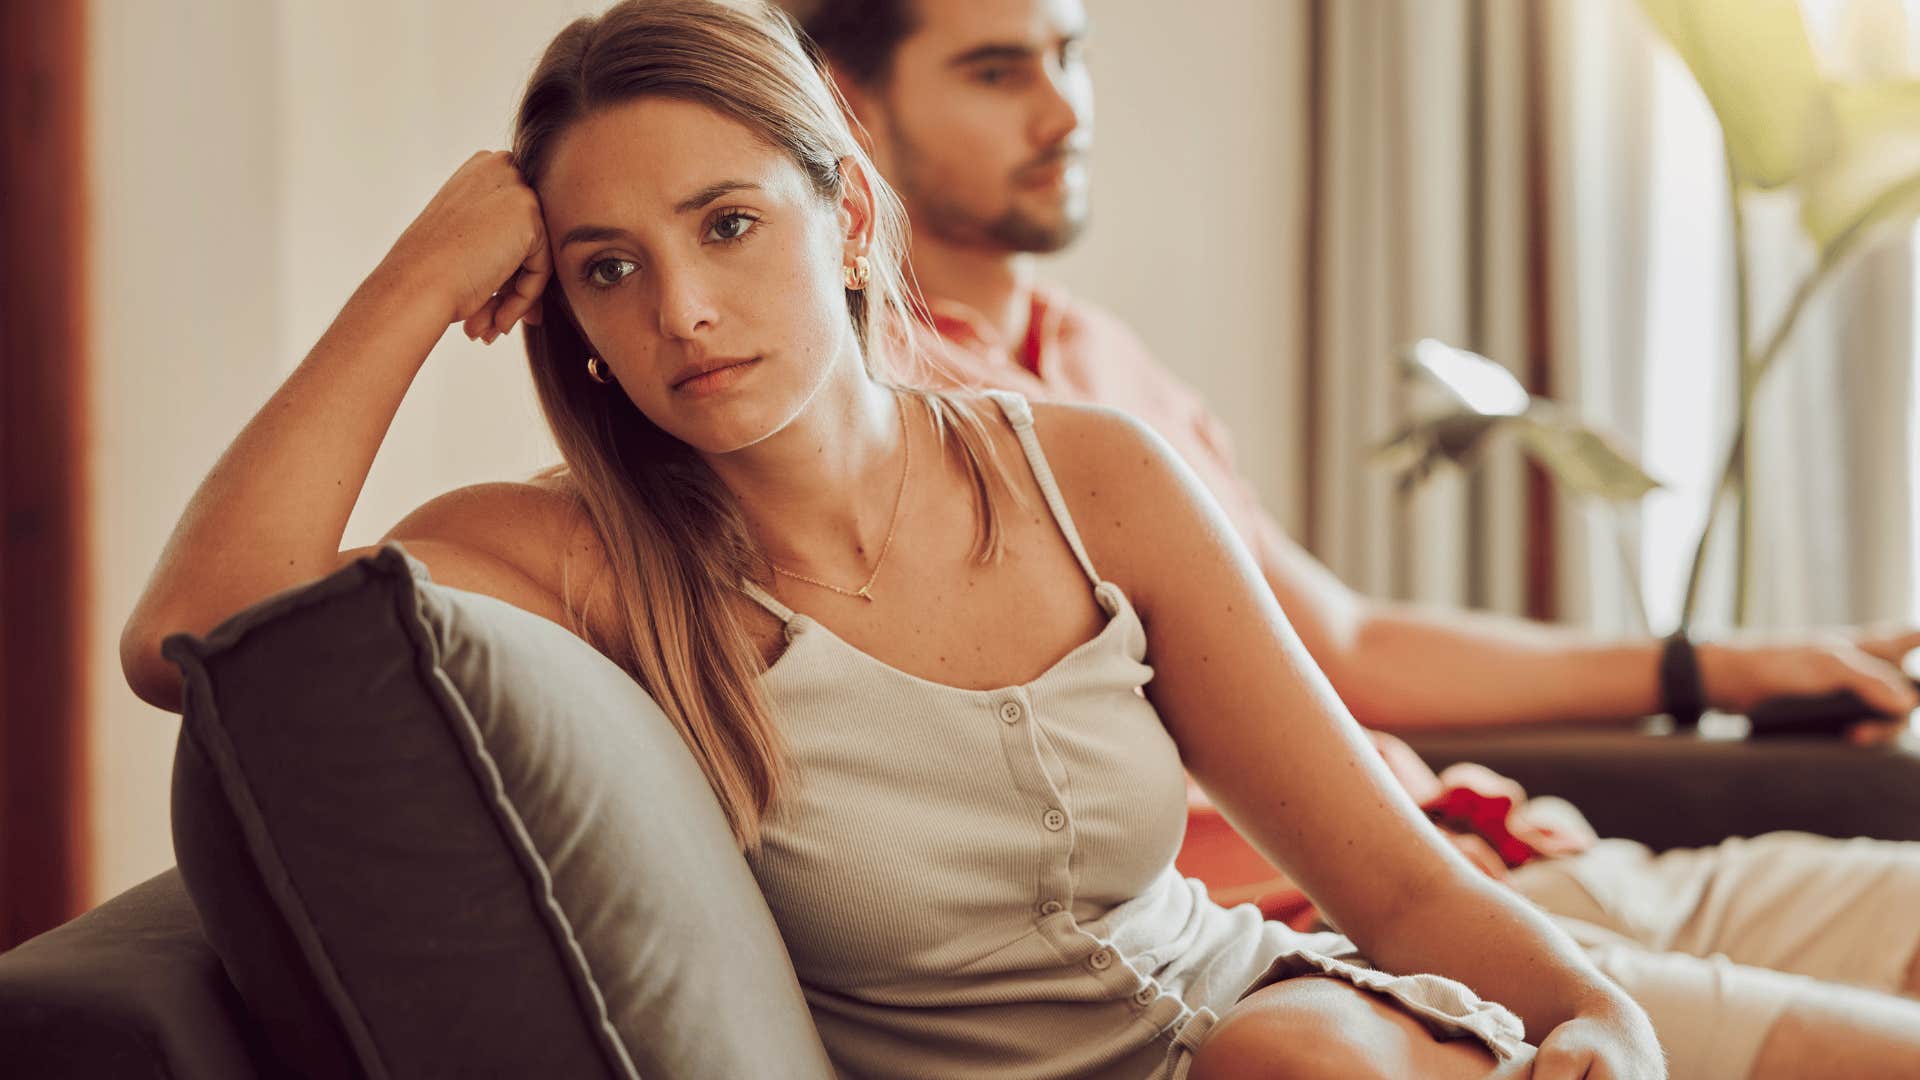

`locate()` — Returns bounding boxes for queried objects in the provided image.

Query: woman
[121,1,1662,1076]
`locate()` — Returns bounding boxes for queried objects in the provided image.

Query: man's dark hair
[785,0,919,87]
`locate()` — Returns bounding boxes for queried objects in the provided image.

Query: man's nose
[1031,57,1088,146]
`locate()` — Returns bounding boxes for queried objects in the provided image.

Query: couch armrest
[0,868,278,1079]
[1398,726,1920,851]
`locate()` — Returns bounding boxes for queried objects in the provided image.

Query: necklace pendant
[856,585,874,602]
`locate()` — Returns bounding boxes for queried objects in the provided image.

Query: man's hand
[1696,624,1920,745]
[1440,829,1512,881]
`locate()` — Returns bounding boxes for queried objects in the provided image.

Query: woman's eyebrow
[673,179,760,214]
[559,181,764,250]
[560,224,635,249]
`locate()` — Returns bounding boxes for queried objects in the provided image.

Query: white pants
[1510,832,1920,1079]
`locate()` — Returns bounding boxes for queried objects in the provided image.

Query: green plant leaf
[1371,413,1507,493]
[1637,0,1827,188]
[1512,405,1666,502]
[1397,339,1530,416]
[1800,80,1920,250]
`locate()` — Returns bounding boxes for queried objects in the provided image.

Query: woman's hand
[383,149,552,343]
[1527,1001,1666,1080]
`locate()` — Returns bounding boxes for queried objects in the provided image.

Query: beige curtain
[1615,3,1917,639]
[1302,0,1658,634]
[1742,225,1917,632]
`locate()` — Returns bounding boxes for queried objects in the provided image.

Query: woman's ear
[836,155,878,262]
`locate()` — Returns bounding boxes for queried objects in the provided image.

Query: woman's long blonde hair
[513,0,1021,852]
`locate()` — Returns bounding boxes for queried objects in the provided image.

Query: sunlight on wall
[1641,0,1920,630]
[1904,0,1920,627]
[1639,50,1731,634]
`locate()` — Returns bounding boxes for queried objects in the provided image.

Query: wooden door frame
[2,0,92,948]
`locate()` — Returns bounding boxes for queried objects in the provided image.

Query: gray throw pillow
[162,541,834,1080]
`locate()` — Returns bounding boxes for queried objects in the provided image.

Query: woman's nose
[653,266,717,340]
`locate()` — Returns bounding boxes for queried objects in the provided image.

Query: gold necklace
[766,389,910,603]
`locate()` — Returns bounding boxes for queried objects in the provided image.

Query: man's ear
[825,62,885,160]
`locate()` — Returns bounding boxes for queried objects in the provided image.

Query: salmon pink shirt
[907,286,1278,564]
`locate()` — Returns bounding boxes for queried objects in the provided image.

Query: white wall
[1048,0,1308,531]
[89,0,285,906]
[85,0,587,904]
[83,0,1308,904]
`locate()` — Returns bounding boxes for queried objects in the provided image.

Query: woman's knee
[1185,975,1500,1080]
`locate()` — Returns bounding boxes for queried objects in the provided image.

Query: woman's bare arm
[1032,401,1657,1064]
[120,258,451,710]
[121,151,552,710]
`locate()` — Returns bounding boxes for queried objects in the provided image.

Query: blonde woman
[121,2,1662,1077]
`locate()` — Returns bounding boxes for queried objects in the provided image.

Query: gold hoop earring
[585,355,614,384]
[843,254,872,292]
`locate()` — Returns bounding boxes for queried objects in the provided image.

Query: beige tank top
[737,389,1370,1079]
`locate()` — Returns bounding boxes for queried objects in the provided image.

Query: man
[785,0,1920,1073]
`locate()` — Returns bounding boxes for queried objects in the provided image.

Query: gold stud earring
[585,355,614,384]
[843,254,872,291]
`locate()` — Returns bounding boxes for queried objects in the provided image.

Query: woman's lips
[673,357,760,397]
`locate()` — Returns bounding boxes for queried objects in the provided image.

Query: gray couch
[5,542,1920,1078]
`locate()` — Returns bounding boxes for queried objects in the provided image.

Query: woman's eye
[707,210,759,243]
[584,257,636,289]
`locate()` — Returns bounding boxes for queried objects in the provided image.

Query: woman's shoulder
[395,471,599,571]
[1023,399,1180,481]
[371,470,621,645]
[1014,400,1204,598]
[931,391,1169,496]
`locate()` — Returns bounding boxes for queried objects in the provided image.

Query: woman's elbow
[119,617,185,713]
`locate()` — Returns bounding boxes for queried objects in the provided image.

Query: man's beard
[891,140,1090,254]
[984,195,1089,253]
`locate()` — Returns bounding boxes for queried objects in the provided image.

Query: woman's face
[539,97,864,453]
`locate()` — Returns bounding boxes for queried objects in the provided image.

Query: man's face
[860,0,1093,254]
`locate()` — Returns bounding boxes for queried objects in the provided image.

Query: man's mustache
[1013,143,1090,181]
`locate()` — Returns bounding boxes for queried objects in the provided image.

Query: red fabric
[1418,787,1539,869]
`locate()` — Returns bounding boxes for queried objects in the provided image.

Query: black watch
[1659,629,1705,729]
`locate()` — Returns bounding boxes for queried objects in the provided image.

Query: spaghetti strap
[737,578,795,623]
[984,390,1104,591]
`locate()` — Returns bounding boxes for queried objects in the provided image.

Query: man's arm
[1247,509,1920,732]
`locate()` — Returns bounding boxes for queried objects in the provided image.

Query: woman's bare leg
[1186,975,1523,1080]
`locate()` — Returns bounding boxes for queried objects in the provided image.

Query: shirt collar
[923,285,1065,378]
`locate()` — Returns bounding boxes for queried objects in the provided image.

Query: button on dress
[739,390,1528,1079]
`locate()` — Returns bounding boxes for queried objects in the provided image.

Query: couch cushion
[0,868,278,1080]
[162,541,834,1080]
[1400,726,1920,850]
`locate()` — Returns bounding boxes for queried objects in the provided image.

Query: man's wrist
[1658,630,1706,727]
